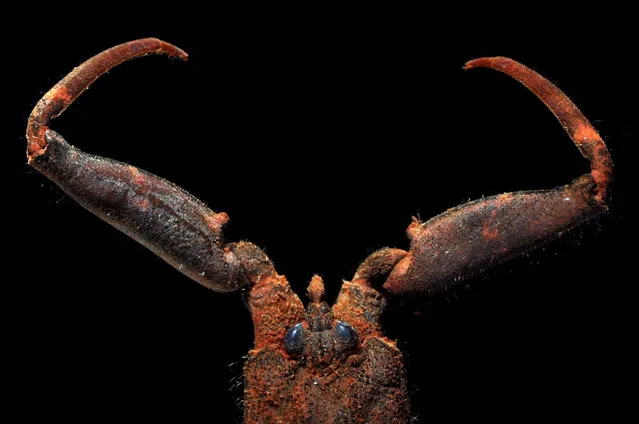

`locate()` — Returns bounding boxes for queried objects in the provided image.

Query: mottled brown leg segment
[25,39,279,294]
[385,175,604,295]
[370,57,611,296]
[32,128,254,292]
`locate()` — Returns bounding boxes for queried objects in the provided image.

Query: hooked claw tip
[463,57,507,71]
[154,38,189,61]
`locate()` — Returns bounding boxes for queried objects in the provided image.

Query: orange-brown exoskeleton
[26,39,611,423]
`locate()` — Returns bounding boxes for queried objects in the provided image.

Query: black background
[3,13,635,423]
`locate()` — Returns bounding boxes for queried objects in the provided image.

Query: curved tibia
[465,57,612,204]
[27,38,187,159]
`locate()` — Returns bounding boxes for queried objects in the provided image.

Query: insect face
[284,298,360,367]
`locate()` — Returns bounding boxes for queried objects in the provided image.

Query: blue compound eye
[283,323,307,356]
[334,321,358,351]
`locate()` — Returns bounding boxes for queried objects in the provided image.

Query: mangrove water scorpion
[26,39,612,423]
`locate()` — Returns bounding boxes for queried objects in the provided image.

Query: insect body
[26,39,611,423]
